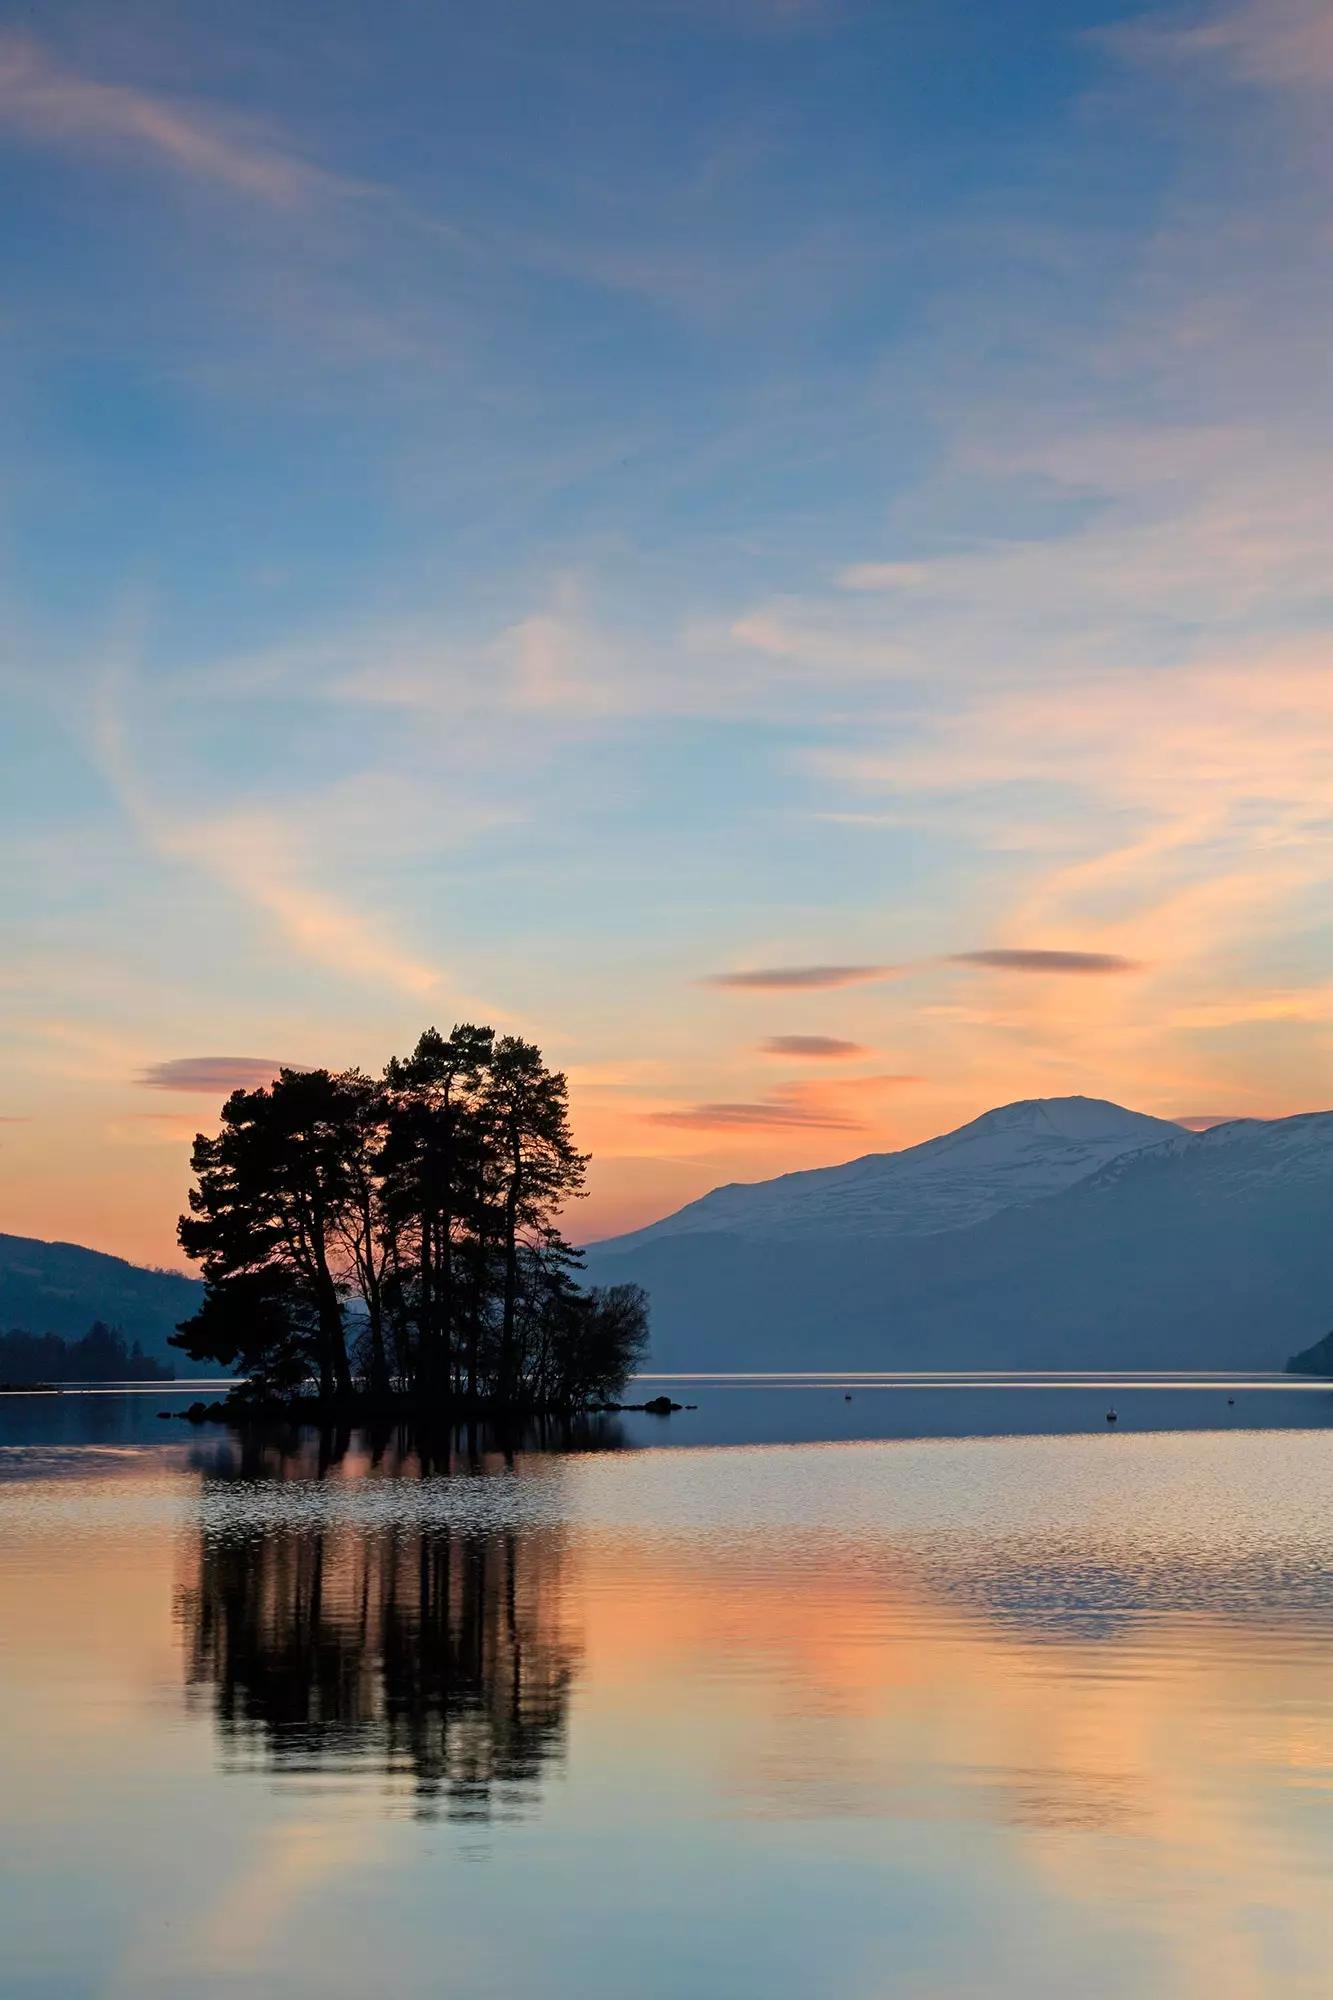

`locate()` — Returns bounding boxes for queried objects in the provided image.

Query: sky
[2,0,1333,1267]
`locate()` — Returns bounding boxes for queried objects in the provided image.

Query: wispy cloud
[91,662,442,999]
[0,34,333,207]
[138,1056,299,1093]
[648,1095,866,1132]
[758,1036,871,1058]
[1105,0,1333,93]
[837,563,930,591]
[949,950,1146,975]
[703,964,903,991]
[647,1072,916,1132]
[205,828,441,998]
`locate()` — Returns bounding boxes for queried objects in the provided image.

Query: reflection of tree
[179,1431,581,1821]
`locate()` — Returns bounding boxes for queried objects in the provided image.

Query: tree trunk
[418,1211,433,1398]
[318,1283,351,1399]
[437,1204,453,1400]
[500,1127,521,1404]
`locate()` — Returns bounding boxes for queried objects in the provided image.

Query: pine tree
[172,1028,645,1412]
[174,1068,367,1399]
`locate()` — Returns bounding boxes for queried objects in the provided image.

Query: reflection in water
[179,1428,580,1821]
[8,1414,1333,1997]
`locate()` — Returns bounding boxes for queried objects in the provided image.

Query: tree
[379,1026,494,1400]
[171,1265,319,1401]
[517,1274,649,1409]
[481,1037,588,1404]
[564,1284,651,1407]
[173,1028,643,1412]
[173,1067,369,1399]
[330,1073,392,1398]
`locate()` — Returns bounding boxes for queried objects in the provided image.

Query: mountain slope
[583,1103,1333,1372]
[606,1096,1181,1248]
[0,1234,203,1365]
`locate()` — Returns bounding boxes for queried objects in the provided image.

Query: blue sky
[3,0,1333,1262]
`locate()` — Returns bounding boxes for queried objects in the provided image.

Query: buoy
[1228,1398,1234,1406]
[845,1393,852,1401]
[1106,1408,1118,1423]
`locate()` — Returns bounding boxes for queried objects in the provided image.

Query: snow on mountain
[1079,1108,1333,1203]
[583,1104,1333,1372]
[600,1096,1182,1249]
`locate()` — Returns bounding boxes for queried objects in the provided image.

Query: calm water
[5,1379,1333,1998]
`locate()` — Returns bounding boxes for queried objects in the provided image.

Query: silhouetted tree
[174,1068,371,1399]
[556,1283,651,1408]
[482,1037,589,1404]
[173,1029,645,1412]
[331,1073,392,1398]
[379,1026,494,1401]
[0,1321,173,1384]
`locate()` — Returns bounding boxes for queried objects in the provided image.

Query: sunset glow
[3,2,1332,1263]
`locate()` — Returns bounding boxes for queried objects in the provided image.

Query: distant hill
[583,1098,1333,1372]
[0,1234,203,1367]
[609,1096,1182,1248]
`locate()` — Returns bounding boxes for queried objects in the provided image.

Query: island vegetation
[171,1025,649,1416]
[0,1321,173,1387]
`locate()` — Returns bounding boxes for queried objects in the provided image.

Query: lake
[5,1376,1333,1998]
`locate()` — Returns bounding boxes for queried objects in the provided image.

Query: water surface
[4,1381,1333,1998]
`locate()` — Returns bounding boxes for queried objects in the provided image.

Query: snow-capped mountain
[1077,1108,1333,1204]
[603,1096,1182,1248]
[584,1099,1333,1371]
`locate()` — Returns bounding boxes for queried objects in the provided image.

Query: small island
[171,1025,650,1420]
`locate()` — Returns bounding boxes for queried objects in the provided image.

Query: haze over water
[6,1385,1333,1999]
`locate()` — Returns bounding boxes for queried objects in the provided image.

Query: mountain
[608,1097,1182,1247]
[583,1098,1333,1372]
[0,1234,203,1366]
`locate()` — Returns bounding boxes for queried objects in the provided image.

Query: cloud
[758,1036,870,1058]
[647,1073,916,1131]
[1106,0,1333,94]
[91,664,442,999]
[138,1056,299,1094]
[949,950,1146,976]
[703,964,903,991]
[0,34,332,208]
[837,563,930,591]
[649,1097,866,1131]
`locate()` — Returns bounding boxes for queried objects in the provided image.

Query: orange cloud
[758,1036,870,1058]
[648,1095,866,1132]
[950,950,1146,975]
[138,1056,298,1093]
[646,1073,918,1134]
[91,668,442,1000]
[703,964,903,991]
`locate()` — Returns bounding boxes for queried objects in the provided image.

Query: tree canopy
[171,1027,648,1409]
